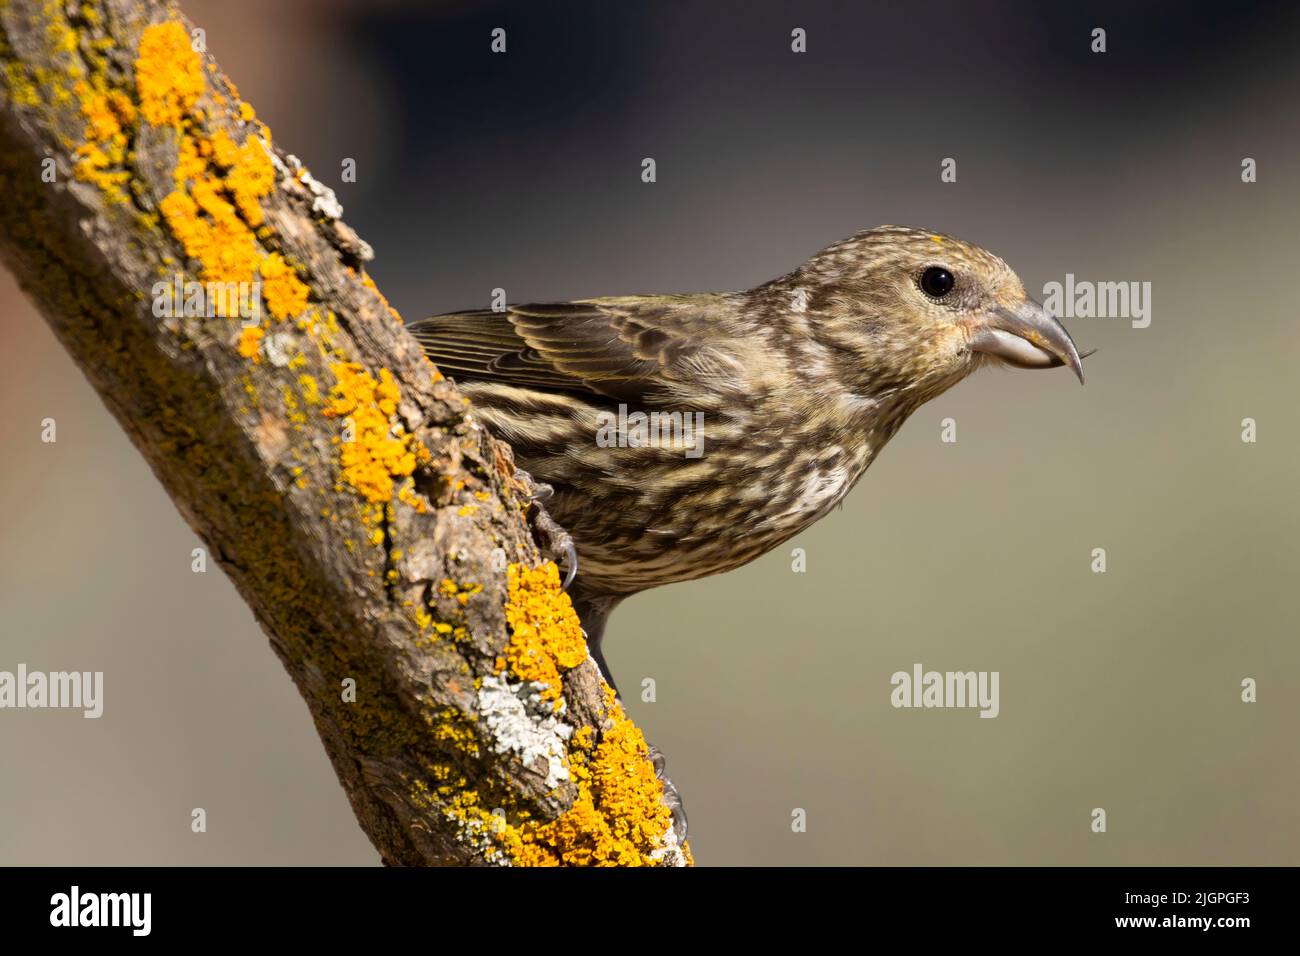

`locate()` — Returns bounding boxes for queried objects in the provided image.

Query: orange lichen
[509,693,677,866]
[237,325,264,361]
[129,21,307,331]
[135,21,204,128]
[172,134,206,183]
[71,82,135,203]
[418,694,681,867]
[5,62,41,108]
[282,384,307,430]
[426,707,481,758]
[159,184,257,285]
[498,563,587,702]
[322,362,424,504]
[359,269,404,325]
[161,131,282,292]
[297,374,320,405]
[208,128,275,226]
[258,252,309,320]
[397,481,430,515]
[438,579,484,608]
[83,87,136,141]
[478,563,683,865]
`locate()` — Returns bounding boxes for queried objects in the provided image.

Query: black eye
[919,266,955,298]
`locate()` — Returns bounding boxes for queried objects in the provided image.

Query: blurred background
[3,0,1299,865]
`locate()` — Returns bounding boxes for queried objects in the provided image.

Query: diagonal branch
[0,0,688,866]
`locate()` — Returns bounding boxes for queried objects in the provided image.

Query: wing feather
[407,297,730,404]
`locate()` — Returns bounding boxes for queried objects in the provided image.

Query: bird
[408,225,1086,835]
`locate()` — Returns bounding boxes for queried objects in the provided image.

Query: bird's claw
[647,743,688,844]
[515,469,578,590]
[558,538,578,590]
[532,505,578,590]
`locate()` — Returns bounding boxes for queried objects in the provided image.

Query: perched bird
[409,225,1085,833]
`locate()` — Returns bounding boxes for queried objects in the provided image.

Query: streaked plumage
[408,225,1083,666]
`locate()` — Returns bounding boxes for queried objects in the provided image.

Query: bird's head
[779,225,1084,407]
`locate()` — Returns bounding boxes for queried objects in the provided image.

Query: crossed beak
[969,300,1086,384]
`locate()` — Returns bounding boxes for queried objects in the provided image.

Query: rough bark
[0,0,687,866]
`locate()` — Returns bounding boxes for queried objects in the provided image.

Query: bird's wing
[407,296,734,404]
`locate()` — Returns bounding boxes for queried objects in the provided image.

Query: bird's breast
[542,427,875,593]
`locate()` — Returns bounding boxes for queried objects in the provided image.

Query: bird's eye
[919,266,955,298]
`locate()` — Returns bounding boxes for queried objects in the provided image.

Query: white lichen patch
[652,826,688,867]
[276,151,344,218]
[476,673,573,790]
[265,147,375,261]
[445,807,513,867]
[262,331,294,366]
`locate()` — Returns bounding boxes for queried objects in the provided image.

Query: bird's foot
[647,743,688,844]
[514,468,577,590]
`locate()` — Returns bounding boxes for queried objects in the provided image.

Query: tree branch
[0,0,688,866]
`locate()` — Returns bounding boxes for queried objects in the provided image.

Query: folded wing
[407,297,727,405]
